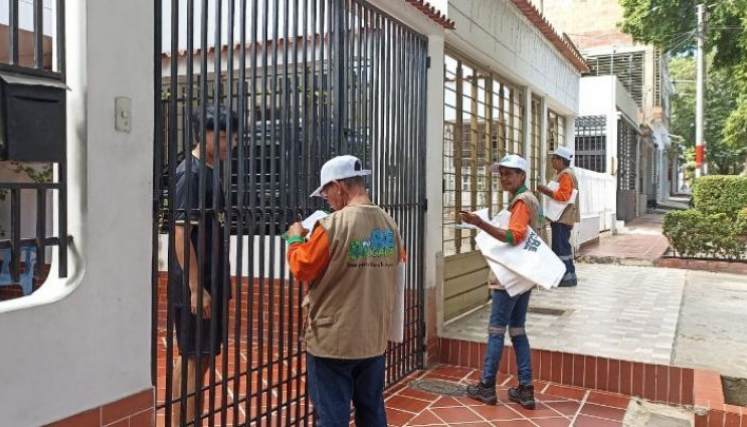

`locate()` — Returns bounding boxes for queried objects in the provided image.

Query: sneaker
[466,382,497,405]
[558,279,577,288]
[508,384,536,409]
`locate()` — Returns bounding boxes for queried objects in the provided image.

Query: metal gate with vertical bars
[153,0,427,425]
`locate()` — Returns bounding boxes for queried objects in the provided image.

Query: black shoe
[558,279,577,288]
[466,381,497,405]
[508,384,536,409]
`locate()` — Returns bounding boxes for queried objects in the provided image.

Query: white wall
[0,0,154,425]
[574,167,617,247]
[446,0,580,116]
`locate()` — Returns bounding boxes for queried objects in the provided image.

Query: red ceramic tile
[724,410,741,427]
[531,353,541,383]
[543,384,586,402]
[608,359,621,395]
[584,356,598,390]
[632,363,645,398]
[619,361,632,396]
[399,387,440,402]
[470,404,525,421]
[440,339,451,365]
[656,365,669,403]
[579,403,627,422]
[469,343,485,369]
[586,391,631,409]
[597,358,609,392]
[406,409,444,426]
[385,395,432,413]
[103,419,128,427]
[708,409,725,427]
[572,355,585,388]
[491,420,536,427]
[668,367,683,405]
[551,352,563,384]
[430,406,483,424]
[385,408,417,426]
[540,350,553,382]
[102,388,154,425]
[44,408,100,427]
[694,414,708,427]
[507,402,559,419]
[643,364,657,401]
[545,401,581,417]
[429,365,473,380]
[129,409,154,427]
[533,418,572,427]
[430,396,463,408]
[683,369,695,406]
[561,354,573,386]
[574,414,622,427]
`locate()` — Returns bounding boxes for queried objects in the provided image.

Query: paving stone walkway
[442,264,747,379]
[441,264,686,365]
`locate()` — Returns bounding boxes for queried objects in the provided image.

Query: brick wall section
[44,388,154,427]
[439,337,694,405]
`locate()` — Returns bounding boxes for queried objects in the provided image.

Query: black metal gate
[153,0,428,425]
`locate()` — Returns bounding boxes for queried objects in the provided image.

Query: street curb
[576,255,656,267]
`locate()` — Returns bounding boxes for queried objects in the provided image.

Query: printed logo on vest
[348,228,395,260]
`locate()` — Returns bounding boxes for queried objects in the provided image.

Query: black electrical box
[0,73,67,163]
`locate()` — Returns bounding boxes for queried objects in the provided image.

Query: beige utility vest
[487,190,543,290]
[553,167,581,226]
[304,203,402,359]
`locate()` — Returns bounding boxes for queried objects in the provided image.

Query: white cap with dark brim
[310,155,372,198]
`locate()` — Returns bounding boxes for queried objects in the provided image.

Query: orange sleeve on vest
[553,174,574,202]
[287,226,330,282]
[508,201,530,245]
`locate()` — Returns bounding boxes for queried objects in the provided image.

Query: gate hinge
[423,198,428,212]
[426,56,431,69]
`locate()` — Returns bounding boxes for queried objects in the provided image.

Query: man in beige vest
[286,155,404,427]
[538,146,580,287]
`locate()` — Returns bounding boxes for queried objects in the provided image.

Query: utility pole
[695,3,707,176]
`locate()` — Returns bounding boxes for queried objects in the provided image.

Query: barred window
[443,53,526,256]
[547,109,565,152]
[574,115,607,173]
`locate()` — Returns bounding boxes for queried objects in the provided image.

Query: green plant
[692,175,747,216]
[663,210,747,260]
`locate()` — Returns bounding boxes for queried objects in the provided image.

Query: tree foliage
[619,0,747,174]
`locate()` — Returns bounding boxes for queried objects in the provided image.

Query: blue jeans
[551,222,577,283]
[306,353,387,427]
[481,289,533,386]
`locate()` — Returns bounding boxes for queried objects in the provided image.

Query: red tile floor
[383,365,631,427]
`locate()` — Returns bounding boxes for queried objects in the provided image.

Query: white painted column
[565,114,576,164]
[0,0,154,425]
[424,35,445,336]
[523,87,532,166]
[539,97,549,183]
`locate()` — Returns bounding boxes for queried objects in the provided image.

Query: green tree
[619,0,747,174]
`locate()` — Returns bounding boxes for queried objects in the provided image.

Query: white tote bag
[475,210,565,291]
[388,262,406,343]
[543,181,578,222]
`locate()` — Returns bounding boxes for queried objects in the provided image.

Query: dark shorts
[173,300,225,357]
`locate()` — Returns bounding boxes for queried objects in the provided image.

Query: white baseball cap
[311,155,372,198]
[489,154,528,173]
[550,146,574,161]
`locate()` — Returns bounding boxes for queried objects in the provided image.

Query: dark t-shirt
[169,156,228,308]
